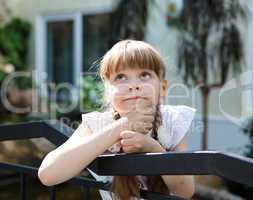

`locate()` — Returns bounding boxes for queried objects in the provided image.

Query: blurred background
[0,0,252,199]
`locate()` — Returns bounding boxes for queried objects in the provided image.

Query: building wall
[10,0,119,19]
[6,0,119,74]
[145,0,252,120]
[145,0,252,152]
[5,0,253,152]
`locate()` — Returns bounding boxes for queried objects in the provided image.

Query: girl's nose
[129,85,140,91]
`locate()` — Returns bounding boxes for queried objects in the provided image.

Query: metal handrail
[88,150,253,187]
[1,120,253,200]
[0,120,188,199]
[1,121,252,186]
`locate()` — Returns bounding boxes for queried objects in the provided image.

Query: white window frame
[35,12,83,99]
[243,5,253,118]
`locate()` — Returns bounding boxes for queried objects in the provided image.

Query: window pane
[47,20,74,84]
[83,14,111,73]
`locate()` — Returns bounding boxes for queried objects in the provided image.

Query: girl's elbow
[38,167,56,187]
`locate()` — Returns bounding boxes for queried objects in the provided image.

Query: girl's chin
[116,105,136,114]
[117,99,154,114]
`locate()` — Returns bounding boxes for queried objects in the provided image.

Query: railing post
[20,173,27,200]
[48,186,56,200]
[82,186,91,200]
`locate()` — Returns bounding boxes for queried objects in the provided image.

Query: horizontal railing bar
[0,162,181,200]
[0,162,39,176]
[0,120,73,146]
[0,171,20,180]
[0,121,45,141]
[0,162,106,188]
[88,150,253,187]
[0,172,20,186]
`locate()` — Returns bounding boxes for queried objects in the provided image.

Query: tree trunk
[201,88,210,150]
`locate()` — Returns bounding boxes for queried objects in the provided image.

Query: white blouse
[81,104,197,200]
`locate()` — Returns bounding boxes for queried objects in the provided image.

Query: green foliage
[0,17,32,89]
[15,76,33,90]
[109,0,148,46]
[80,75,104,112]
[243,117,253,158]
[223,117,253,198]
[0,17,31,70]
[0,70,7,82]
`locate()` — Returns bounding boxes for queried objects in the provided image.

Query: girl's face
[106,67,168,115]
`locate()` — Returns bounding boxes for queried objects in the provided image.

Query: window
[47,20,74,85]
[82,14,112,73]
[36,12,113,105]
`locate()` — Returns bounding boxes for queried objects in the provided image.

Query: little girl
[38,40,196,200]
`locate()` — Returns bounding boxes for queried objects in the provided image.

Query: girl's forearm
[161,175,195,198]
[38,119,126,186]
[151,144,195,198]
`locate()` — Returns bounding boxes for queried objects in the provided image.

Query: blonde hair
[99,39,166,81]
[98,39,170,199]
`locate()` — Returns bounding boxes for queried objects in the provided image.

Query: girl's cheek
[142,83,159,103]
[110,85,135,113]
[113,84,130,99]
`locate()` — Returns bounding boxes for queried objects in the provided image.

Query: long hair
[109,101,170,200]
[99,39,170,199]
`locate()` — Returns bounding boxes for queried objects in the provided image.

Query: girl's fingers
[143,108,156,115]
[142,122,153,129]
[132,122,153,133]
[122,145,135,153]
[142,115,155,123]
[138,108,155,116]
[120,138,135,146]
[120,130,135,139]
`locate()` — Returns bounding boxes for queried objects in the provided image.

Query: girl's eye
[140,71,152,80]
[114,74,126,81]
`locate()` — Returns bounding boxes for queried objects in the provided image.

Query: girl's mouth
[125,96,142,101]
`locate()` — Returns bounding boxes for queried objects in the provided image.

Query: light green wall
[6,0,119,79]
[11,0,118,20]
[5,0,252,119]
[145,0,252,119]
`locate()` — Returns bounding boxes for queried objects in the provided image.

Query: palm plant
[109,0,148,46]
[175,0,247,150]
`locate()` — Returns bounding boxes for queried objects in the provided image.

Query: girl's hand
[120,98,156,134]
[119,130,164,153]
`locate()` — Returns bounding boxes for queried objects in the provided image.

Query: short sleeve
[81,111,100,134]
[170,105,197,149]
[157,105,197,150]
[81,111,121,153]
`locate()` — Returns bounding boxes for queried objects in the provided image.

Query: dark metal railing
[0,120,253,200]
[88,150,253,187]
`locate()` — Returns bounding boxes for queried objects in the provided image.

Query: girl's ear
[160,79,169,100]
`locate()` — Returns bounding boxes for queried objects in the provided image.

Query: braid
[151,100,162,140]
[113,109,121,120]
[109,100,170,199]
[145,100,170,195]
